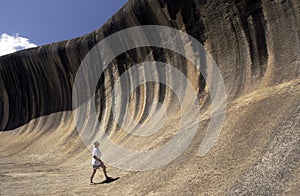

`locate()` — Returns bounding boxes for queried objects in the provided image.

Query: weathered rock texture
[0,0,299,195]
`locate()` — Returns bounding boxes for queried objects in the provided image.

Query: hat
[94,141,99,145]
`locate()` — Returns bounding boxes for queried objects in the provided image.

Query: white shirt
[92,147,101,165]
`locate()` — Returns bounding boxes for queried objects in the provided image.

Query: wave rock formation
[0,0,299,195]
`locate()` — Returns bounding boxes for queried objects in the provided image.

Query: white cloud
[0,33,37,57]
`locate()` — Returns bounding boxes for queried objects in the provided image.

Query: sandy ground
[0,79,299,195]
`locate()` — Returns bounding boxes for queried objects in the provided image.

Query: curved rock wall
[0,0,299,195]
[1,0,299,131]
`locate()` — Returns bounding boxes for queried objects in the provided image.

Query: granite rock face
[0,0,299,131]
[0,0,299,194]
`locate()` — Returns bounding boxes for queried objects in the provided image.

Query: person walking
[90,141,111,184]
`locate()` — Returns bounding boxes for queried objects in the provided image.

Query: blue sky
[0,0,127,56]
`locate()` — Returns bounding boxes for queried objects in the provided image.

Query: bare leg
[101,164,110,179]
[90,169,97,184]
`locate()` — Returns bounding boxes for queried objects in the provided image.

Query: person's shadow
[99,177,120,184]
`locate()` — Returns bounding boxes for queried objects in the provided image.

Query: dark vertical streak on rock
[234,0,268,77]
[152,47,167,104]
